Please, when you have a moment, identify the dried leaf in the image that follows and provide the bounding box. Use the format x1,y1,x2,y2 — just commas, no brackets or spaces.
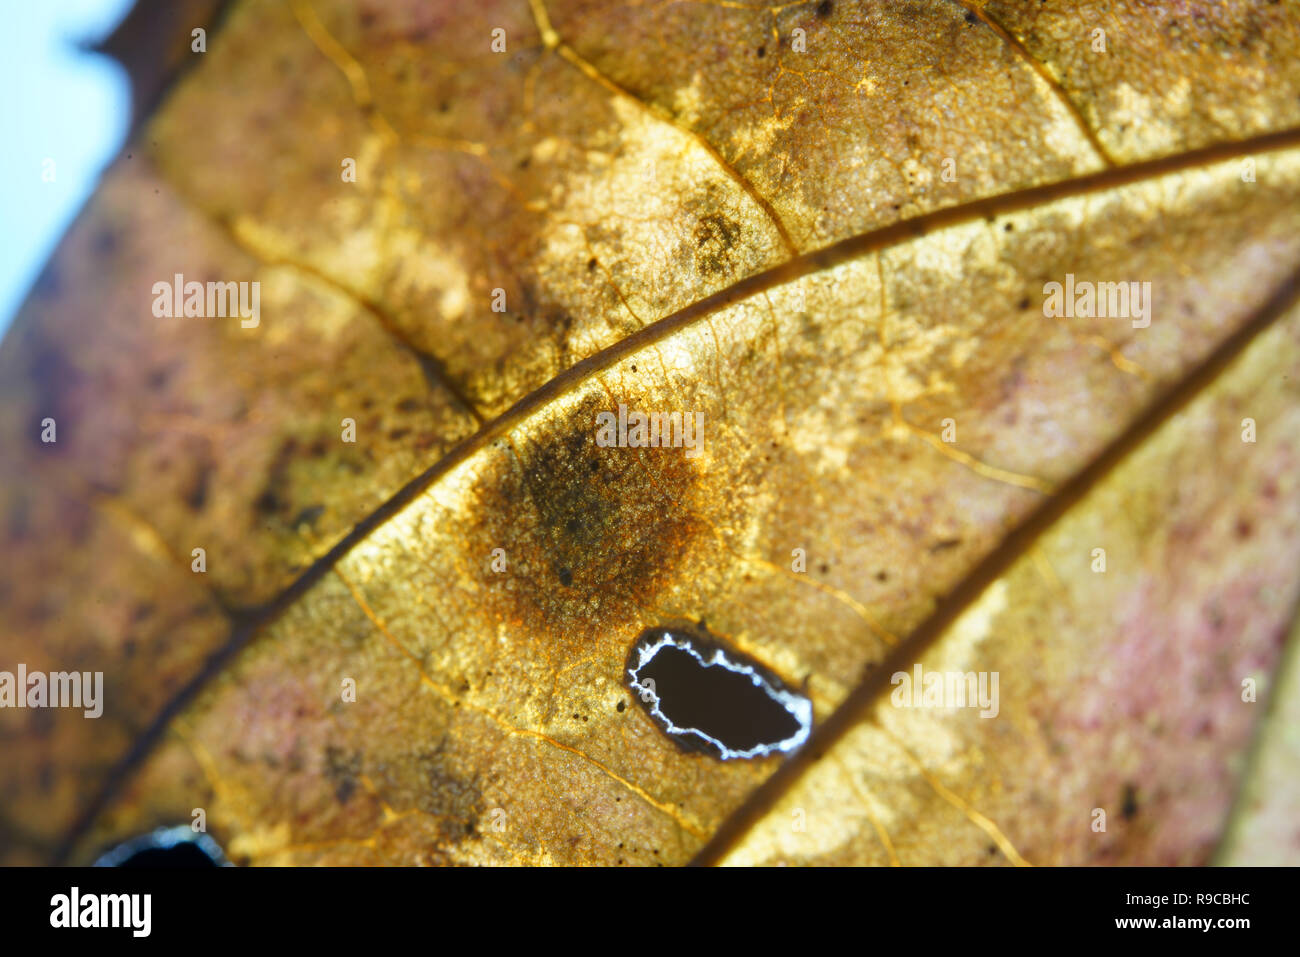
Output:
2,0,1298,866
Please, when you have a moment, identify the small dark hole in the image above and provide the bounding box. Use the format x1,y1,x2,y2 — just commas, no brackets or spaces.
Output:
115,843,218,868
627,624,809,759
638,646,798,750
94,827,227,867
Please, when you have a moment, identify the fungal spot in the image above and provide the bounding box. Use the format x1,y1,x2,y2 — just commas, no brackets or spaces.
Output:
93,826,228,867
626,623,811,760
473,393,705,637
692,212,743,278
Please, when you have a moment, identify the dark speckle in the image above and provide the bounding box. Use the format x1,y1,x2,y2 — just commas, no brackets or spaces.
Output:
558,566,573,587
293,504,325,528
93,229,118,257
815,1,833,18
185,461,212,511
1121,782,1139,820
254,489,283,515
323,746,362,805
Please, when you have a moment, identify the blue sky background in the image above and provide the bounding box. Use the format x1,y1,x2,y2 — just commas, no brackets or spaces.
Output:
0,0,134,340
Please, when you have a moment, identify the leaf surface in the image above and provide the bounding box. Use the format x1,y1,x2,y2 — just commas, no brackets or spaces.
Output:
2,0,1299,865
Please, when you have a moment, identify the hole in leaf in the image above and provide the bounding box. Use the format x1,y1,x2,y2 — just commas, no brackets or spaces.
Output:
626,624,811,760
93,826,229,867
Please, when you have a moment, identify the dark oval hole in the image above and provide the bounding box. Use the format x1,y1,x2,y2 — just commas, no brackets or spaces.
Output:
626,624,811,760
93,826,229,868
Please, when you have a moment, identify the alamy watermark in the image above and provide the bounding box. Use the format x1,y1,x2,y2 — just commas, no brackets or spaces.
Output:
0,665,102,718
890,664,999,718
152,273,260,328
595,403,704,458
1043,274,1151,328
50,887,150,937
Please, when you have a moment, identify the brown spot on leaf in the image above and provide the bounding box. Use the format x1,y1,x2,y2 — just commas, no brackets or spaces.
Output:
473,395,706,644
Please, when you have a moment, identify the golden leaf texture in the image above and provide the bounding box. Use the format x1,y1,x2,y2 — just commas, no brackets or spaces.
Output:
2,0,1299,865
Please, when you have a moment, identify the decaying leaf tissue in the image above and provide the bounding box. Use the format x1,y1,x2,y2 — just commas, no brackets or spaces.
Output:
2,0,1299,879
